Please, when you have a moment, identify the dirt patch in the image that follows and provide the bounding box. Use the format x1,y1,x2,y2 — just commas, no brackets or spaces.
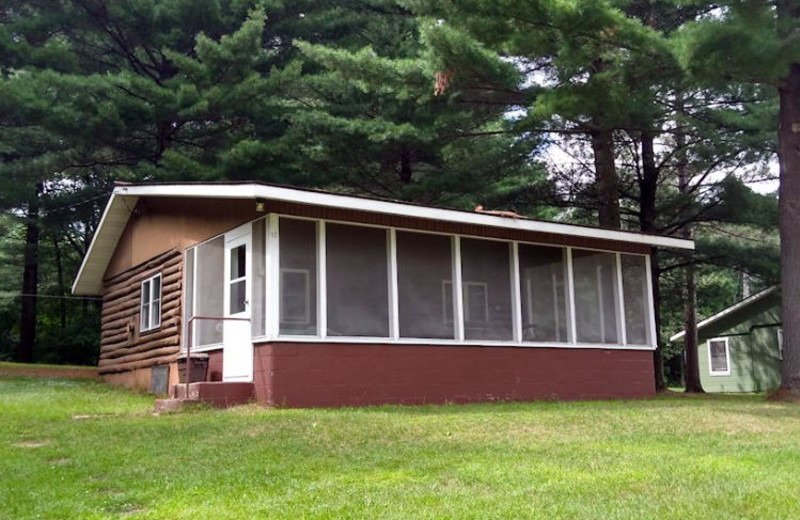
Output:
0,363,98,380
15,440,51,448
766,388,800,403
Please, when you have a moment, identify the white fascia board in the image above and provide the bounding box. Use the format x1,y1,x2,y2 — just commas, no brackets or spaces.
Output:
114,184,695,250
668,286,779,343
71,193,139,295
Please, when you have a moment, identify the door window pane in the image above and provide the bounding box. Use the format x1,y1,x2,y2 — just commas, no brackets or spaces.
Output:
326,223,389,337
228,244,247,314
397,231,455,339
230,244,246,280
279,218,318,335
572,250,619,344
621,254,650,345
230,279,246,314
518,244,569,342
460,238,513,341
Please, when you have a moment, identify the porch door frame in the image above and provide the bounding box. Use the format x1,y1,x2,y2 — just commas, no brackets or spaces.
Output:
222,223,253,382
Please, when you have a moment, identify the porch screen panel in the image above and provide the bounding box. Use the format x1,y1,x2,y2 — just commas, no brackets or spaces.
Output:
518,244,569,342
621,254,650,345
572,250,619,344
184,250,195,350
397,231,455,339
326,223,389,337
460,238,513,341
251,218,266,337
195,236,224,346
279,218,317,335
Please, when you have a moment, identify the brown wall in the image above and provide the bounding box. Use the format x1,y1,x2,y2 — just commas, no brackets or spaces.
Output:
99,249,183,377
252,342,655,408
106,198,262,278
105,196,652,280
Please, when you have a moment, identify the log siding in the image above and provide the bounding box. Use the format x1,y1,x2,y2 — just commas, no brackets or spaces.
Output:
99,248,183,375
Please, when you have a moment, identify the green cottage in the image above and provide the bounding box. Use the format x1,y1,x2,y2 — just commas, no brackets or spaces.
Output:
670,287,783,393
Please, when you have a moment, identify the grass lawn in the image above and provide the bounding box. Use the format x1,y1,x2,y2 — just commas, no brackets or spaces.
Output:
2,376,800,520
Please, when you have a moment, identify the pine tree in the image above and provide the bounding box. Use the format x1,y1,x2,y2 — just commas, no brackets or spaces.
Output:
677,0,800,397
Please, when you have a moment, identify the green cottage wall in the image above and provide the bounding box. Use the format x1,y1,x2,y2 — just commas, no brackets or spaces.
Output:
696,293,782,393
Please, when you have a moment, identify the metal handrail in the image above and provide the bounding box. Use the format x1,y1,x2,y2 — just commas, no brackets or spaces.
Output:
184,315,251,399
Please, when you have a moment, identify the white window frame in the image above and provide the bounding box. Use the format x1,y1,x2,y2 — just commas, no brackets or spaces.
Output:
279,268,311,325
777,329,783,360
140,273,162,333
707,337,731,376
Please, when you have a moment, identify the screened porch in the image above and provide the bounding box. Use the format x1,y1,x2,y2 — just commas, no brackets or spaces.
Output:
182,213,656,353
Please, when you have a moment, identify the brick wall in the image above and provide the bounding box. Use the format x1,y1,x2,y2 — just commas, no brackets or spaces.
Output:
252,342,655,408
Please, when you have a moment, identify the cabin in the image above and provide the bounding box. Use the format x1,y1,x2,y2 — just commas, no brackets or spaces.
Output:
670,287,782,393
72,182,694,408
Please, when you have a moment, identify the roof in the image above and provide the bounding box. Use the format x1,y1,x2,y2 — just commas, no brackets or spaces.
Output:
72,182,695,295
669,286,779,343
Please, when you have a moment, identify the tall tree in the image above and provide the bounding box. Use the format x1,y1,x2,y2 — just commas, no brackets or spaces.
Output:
678,0,800,396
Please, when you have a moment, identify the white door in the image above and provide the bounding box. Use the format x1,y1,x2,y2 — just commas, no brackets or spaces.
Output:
222,224,253,381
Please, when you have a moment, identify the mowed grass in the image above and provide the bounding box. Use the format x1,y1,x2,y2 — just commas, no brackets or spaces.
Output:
2,376,800,520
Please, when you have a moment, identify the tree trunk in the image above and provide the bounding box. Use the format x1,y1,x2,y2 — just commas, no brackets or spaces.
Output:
650,249,666,391
639,131,665,390
589,128,621,229
52,234,67,330
674,100,704,393
777,62,800,396
17,184,42,363
682,232,703,393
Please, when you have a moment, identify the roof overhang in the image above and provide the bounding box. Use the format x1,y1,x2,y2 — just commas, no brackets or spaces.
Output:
669,286,779,343
72,182,695,296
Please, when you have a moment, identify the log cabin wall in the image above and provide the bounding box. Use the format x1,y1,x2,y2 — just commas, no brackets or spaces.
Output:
99,248,183,382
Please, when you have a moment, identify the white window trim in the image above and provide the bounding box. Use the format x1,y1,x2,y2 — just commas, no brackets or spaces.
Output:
140,273,162,333
707,337,731,376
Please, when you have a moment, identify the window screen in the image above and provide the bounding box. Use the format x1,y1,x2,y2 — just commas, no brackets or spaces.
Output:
518,244,569,342
397,231,455,339
621,254,650,345
195,236,224,346
326,223,389,337
251,218,266,337
184,249,195,349
709,339,729,374
460,238,513,341
572,250,620,344
279,217,318,335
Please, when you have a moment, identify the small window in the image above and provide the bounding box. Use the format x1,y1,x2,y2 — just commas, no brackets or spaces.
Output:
708,338,731,376
777,329,784,360
441,280,489,328
463,282,489,326
140,273,162,332
280,268,311,326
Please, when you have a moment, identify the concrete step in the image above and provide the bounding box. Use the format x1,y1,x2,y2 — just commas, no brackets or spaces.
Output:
154,398,201,413
168,382,255,408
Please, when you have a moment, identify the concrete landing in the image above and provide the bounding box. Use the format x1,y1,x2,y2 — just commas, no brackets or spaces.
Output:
155,382,255,412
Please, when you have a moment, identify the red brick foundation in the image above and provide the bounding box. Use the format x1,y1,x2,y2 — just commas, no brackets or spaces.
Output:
252,342,655,408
